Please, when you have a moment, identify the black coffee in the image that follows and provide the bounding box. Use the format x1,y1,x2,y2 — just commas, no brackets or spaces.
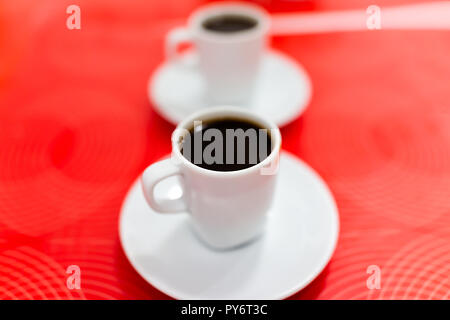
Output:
180,117,272,172
202,14,258,33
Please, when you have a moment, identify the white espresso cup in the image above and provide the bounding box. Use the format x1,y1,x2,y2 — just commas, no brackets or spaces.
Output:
141,106,281,249
165,2,270,105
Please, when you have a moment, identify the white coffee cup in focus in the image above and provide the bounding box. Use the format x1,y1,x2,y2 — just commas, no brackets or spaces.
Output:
141,106,281,249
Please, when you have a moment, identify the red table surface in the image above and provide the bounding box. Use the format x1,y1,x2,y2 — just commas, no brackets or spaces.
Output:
1,0,450,300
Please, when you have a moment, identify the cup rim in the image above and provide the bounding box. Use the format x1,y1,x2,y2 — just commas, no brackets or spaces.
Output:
171,106,281,177
187,2,270,43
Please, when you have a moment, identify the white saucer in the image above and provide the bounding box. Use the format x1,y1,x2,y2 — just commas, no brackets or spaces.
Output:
149,50,312,127
119,151,339,299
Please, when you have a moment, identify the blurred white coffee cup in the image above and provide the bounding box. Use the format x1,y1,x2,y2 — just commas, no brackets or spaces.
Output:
165,2,270,106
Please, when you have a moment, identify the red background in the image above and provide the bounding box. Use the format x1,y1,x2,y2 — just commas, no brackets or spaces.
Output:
0,0,449,299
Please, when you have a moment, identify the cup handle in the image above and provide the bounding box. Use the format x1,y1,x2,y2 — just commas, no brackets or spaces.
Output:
141,158,188,213
165,26,192,62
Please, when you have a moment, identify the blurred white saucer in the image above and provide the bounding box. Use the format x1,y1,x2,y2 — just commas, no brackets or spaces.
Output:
119,151,339,299
149,49,312,127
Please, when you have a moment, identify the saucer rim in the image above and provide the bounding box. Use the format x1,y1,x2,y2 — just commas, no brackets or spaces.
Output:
148,49,313,127
118,151,339,299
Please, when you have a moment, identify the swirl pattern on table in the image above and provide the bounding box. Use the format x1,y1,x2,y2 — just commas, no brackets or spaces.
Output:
1,0,450,300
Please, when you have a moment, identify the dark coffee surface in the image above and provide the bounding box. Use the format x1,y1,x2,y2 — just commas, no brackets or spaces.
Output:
180,118,272,172
202,14,257,33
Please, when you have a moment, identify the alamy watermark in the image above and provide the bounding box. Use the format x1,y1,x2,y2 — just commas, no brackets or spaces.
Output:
366,5,381,30
171,121,279,175
66,4,81,30
66,265,81,289
366,265,381,290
